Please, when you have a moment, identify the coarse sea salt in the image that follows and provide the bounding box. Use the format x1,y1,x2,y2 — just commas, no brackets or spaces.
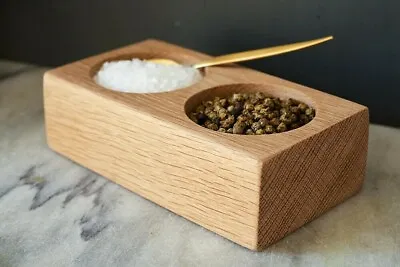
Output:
94,58,202,93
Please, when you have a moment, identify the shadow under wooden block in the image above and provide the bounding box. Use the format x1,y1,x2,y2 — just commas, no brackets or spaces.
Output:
43,39,369,251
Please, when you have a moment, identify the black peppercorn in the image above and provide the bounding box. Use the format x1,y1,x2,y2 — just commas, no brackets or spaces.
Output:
280,113,292,124
204,120,219,131
251,122,262,132
280,108,290,115
242,109,252,117
300,114,309,124
249,97,259,105
245,119,254,127
197,113,207,124
218,108,227,120
281,100,290,108
290,106,300,114
255,92,265,100
214,104,223,113
208,111,219,123
191,92,314,135
255,129,265,135
298,103,308,112
290,122,302,129
259,118,268,127
219,98,228,108
196,105,205,113
289,113,298,123
233,121,246,134
204,100,213,107
264,98,275,108
273,98,281,109
246,129,255,135
253,112,265,121
277,122,287,132
237,114,247,122
267,112,276,120
305,108,315,117
288,98,299,106
232,102,243,115
265,125,275,134
233,93,244,102
244,103,255,111
260,108,270,115
220,115,235,128
254,104,264,112
270,118,280,127
209,123,219,131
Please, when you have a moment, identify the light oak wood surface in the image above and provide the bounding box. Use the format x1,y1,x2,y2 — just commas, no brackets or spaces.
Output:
43,39,369,250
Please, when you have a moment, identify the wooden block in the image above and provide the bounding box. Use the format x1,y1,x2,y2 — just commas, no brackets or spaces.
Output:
43,39,369,251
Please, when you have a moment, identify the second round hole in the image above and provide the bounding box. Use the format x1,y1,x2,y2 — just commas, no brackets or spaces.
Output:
185,83,316,135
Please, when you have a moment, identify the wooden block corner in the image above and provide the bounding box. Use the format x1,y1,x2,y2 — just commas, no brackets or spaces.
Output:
256,106,369,250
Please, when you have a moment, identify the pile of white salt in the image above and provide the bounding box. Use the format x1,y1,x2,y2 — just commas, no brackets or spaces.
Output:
94,58,202,93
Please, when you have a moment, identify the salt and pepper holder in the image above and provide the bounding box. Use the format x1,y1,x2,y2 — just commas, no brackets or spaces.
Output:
43,39,369,251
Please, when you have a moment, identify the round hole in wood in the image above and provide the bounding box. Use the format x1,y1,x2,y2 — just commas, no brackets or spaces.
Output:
184,83,316,135
90,52,205,94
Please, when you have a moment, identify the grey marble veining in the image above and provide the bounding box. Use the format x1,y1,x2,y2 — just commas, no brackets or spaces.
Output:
1,62,400,267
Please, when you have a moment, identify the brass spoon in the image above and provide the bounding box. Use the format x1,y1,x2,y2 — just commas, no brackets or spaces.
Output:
148,36,333,69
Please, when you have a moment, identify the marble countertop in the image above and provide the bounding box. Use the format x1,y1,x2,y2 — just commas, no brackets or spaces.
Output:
0,60,399,267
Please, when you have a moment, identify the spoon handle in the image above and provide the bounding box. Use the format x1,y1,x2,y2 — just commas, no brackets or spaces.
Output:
193,36,333,69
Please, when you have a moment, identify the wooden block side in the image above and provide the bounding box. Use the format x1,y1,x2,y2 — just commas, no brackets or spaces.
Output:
43,72,262,250
257,107,369,250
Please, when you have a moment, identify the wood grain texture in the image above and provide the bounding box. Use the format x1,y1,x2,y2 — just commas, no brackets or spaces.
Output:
257,108,369,250
43,39,369,250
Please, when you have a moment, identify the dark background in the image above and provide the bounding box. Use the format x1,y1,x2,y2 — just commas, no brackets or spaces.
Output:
1,0,399,127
